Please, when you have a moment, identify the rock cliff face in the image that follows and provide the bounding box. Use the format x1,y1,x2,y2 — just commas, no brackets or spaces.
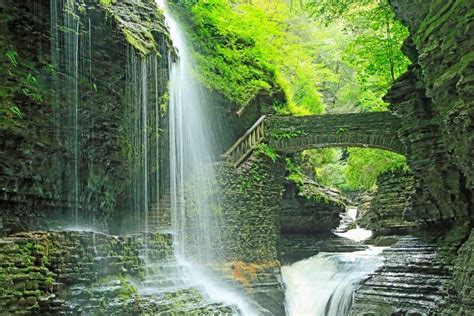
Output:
357,169,416,234
443,229,474,314
280,181,346,235
0,0,171,235
363,1,474,312
387,0,473,224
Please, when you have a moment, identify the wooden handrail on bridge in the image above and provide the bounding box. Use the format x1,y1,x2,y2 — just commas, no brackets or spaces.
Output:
223,115,266,167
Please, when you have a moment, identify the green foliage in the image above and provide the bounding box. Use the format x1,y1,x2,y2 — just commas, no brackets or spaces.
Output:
344,148,407,190
270,128,308,140
240,162,263,189
118,275,138,301
99,0,117,7
255,143,280,162
173,0,336,114
301,147,407,191
301,148,346,189
285,157,305,185
307,0,410,111
174,0,279,106
1,49,46,127
5,50,17,67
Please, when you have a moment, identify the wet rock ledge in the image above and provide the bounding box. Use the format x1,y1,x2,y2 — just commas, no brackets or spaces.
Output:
351,236,450,315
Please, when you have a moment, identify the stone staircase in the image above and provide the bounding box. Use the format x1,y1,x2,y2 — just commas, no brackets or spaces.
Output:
223,115,266,167
148,191,173,232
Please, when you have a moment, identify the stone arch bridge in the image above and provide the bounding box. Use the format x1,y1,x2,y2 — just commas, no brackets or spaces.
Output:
224,112,405,167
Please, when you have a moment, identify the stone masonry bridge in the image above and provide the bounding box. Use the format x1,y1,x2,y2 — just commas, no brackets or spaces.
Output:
224,112,406,167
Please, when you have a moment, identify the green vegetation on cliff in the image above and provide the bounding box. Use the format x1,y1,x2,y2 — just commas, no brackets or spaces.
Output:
99,0,171,56
172,0,336,114
174,0,410,190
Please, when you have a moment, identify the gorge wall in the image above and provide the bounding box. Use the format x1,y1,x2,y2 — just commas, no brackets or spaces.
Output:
279,181,345,235
348,1,474,314
357,169,416,234
0,231,234,315
0,0,171,235
387,0,473,224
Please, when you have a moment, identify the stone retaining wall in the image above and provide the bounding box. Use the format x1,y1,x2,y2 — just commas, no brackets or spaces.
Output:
216,154,286,315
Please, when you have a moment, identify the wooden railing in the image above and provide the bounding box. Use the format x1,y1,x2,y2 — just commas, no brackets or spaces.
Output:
223,115,266,167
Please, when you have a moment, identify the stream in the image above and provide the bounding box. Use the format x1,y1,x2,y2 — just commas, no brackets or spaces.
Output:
282,208,385,316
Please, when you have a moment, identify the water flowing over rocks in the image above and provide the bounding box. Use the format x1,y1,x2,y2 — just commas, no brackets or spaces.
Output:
0,0,472,314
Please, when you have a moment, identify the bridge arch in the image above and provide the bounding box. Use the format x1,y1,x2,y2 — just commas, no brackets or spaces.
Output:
266,112,406,155
223,111,406,167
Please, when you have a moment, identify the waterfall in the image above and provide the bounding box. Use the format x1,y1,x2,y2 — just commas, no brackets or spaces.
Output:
282,206,384,315
164,2,222,265
50,0,165,233
334,207,373,242
125,51,158,234
282,248,384,316
50,0,82,227
156,1,256,314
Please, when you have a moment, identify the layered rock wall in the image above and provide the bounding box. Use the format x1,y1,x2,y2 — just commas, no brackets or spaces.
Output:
280,181,345,234
443,229,474,314
387,0,473,223
357,169,416,234
0,231,173,314
351,236,450,315
0,0,171,235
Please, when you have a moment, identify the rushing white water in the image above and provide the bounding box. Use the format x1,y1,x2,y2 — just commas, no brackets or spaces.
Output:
335,207,373,242
347,207,357,221
283,206,383,315
156,1,256,314
282,247,384,316
158,0,222,262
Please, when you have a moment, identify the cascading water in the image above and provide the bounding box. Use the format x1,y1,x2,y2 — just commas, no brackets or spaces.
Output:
49,0,253,312
155,1,257,314
164,4,222,266
50,0,166,233
51,0,81,226
125,50,162,234
334,207,373,242
282,248,384,316
282,207,384,316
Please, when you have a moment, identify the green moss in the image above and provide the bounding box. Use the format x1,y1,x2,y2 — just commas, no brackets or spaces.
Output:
416,0,465,42
170,0,285,108
98,0,171,57
99,0,117,7
433,51,474,88
118,275,138,301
